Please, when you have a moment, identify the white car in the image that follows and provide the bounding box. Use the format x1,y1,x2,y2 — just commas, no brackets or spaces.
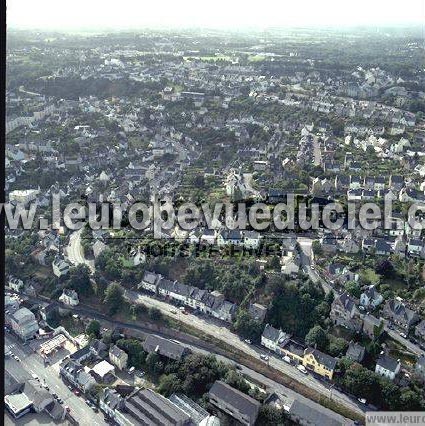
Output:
297,365,308,374
244,339,251,344
260,354,269,361
358,398,367,405
283,355,291,364
399,332,407,339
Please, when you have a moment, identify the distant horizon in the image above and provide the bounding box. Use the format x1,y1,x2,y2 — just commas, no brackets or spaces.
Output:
7,0,425,32
6,23,425,37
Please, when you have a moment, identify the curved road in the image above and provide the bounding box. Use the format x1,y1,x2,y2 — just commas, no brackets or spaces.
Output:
66,229,95,272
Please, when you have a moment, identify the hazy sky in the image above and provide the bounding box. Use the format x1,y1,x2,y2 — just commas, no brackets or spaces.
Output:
7,0,425,30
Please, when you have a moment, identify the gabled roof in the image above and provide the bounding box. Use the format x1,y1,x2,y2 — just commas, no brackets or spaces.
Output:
376,354,400,372
305,348,337,370
109,344,127,359
335,292,357,313
346,342,366,361
262,324,281,342
142,335,189,360
209,381,260,422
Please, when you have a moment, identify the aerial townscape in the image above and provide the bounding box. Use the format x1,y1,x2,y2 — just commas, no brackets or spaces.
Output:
4,3,425,426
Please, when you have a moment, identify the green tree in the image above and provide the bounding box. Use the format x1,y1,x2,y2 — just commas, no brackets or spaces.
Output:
86,320,101,338
344,281,361,298
148,307,163,321
305,325,329,350
233,310,263,341
104,283,124,315
68,264,92,296
116,339,146,369
157,373,183,396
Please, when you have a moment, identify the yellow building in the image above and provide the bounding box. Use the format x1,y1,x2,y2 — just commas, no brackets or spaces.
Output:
279,340,337,380
302,348,337,380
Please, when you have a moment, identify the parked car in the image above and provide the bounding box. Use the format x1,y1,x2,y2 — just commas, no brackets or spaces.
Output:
244,339,251,344
358,398,367,405
399,332,407,339
260,354,269,361
283,355,292,364
297,365,308,374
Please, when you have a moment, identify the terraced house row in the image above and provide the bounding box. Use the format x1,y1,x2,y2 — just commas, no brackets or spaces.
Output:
138,271,237,323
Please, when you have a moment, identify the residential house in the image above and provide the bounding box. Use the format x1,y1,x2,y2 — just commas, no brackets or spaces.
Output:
243,231,261,249
278,339,306,363
330,293,363,332
52,257,70,278
360,285,383,309
90,339,108,359
303,348,337,380
248,303,267,323
91,360,115,383
59,289,79,306
362,314,384,340
261,324,290,352
10,307,39,341
8,276,24,292
99,388,124,419
375,354,401,380
70,345,92,363
217,230,243,246
382,299,420,331
346,342,366,363
375,239,393,256
59,359,96,393
209,380,260,426
138,270,162,293
142,335,190,361
278,339,337,380
109,345,128,371
407,239,425,258
200,229,216,245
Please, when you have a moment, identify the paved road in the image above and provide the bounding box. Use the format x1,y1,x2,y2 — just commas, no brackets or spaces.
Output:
124,289,365,416
297,236,334,294
312,135,322,166
5,333,106,426
66,229,95,272
297,237,425,356
186,343,355,425
384,323,425,356
30,298,355,425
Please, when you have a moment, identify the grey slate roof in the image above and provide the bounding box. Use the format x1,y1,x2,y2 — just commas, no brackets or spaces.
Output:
289,399,343,426
209,380,260,422
377,355,400,372
305,348,337,370
142,335,189,360
262,324,281,342
346,342,366,362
